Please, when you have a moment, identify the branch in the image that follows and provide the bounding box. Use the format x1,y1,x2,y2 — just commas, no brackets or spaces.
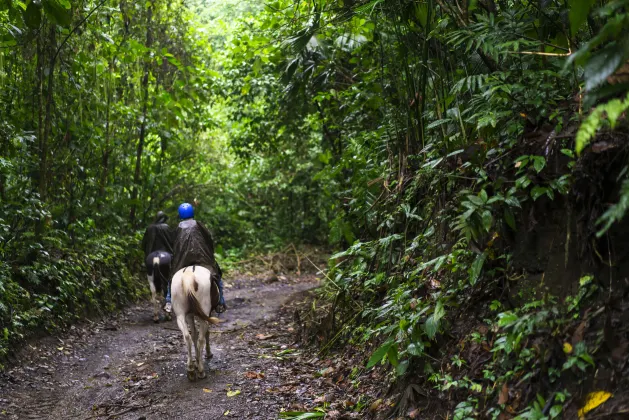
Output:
52,0,109,64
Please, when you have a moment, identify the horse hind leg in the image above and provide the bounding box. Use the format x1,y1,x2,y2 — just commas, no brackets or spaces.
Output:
188,314,200,380
177,315,196,381
205,329,213,360
197,321,209,378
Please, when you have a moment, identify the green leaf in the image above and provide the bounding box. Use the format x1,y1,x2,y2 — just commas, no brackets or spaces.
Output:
532,156,546,173
481,210,493,231
550,405,563,418
531,186,548,201
584,41,629,91
43,0,72,27
497,312,518,327
425,300,445,339
396,360,409,376
387,345,399,367
561,149,575,158
366,340,394,369
407,342,424,356
576,93,629,155
425,316,439,339
466,195,484,207
504,208,517,231
468,252,486,286
568,0,595,35
23,1,42,29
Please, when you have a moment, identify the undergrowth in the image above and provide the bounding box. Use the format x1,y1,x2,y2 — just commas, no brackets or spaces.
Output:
0,230,145,369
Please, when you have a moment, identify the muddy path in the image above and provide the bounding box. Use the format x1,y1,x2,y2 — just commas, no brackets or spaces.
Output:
0,275,327,419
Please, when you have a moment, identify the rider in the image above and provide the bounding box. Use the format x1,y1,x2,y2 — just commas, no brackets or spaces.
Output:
170,203,226,313
142,211,174,309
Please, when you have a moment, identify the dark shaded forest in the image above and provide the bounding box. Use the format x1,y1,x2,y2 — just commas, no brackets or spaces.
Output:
2,0,629,418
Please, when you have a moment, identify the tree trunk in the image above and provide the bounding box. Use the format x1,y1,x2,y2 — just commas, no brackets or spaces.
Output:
40,25,56,201
99,63,113,203
129,3,153,228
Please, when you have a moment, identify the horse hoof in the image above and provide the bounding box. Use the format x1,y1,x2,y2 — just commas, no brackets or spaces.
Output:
205,352,214,360
153,317,159,324
187,370,196,381
197,369,207,379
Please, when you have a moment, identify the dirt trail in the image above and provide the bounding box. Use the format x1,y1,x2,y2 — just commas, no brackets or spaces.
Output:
0,275,321,419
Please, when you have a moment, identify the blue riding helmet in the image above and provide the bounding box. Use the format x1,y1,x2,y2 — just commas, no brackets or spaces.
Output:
178,203,194,219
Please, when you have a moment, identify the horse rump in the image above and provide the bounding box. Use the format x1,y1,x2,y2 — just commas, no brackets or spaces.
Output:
146,251,171,294
182,270,219,325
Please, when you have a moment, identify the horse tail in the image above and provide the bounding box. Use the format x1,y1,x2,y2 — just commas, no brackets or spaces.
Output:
182,271,219,325
153,256,160,285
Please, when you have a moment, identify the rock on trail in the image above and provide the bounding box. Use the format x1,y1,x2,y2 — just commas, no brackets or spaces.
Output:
0,275,319,419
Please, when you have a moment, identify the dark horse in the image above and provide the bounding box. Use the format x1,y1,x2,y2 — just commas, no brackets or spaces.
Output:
146,251,172,322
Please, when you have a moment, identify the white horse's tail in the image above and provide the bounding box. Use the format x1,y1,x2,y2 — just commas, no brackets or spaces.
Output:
182,271,219,325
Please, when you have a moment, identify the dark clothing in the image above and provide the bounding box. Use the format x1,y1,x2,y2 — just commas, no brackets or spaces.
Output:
142,222,174,257
171,219,222,278
142,220,174,301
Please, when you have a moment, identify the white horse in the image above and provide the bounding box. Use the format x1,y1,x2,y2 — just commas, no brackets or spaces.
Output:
171,265,220,380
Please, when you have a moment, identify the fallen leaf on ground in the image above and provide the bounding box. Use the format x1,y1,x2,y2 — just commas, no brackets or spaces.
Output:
244,371,265,379
409,408,421,418
256,333,274,340
370,399,383,412
318,367,334,377
313,394,329,403
203,388,212,393
223,410,230,416
226,390,241,397
578,391,612,418
563,342,573,354
498,383,509,405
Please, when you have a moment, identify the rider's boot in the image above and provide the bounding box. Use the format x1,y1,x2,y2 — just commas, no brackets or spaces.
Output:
216,277,226,313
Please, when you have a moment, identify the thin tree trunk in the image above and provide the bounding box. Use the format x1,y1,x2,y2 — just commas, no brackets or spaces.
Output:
144,73,161,220
36,34,44,194
419,1,433,151
100,65,112,202
40,25,56,201
129,3,153,227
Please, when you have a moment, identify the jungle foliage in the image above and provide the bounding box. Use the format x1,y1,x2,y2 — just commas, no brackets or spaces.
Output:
212,0,629,417
2,0,629,417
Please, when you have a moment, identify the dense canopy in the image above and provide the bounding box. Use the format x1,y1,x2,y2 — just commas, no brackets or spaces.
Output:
2,0,629,417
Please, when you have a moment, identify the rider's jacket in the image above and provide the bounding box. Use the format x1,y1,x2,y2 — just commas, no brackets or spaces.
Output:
142,222,174,257
171,219,221,278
